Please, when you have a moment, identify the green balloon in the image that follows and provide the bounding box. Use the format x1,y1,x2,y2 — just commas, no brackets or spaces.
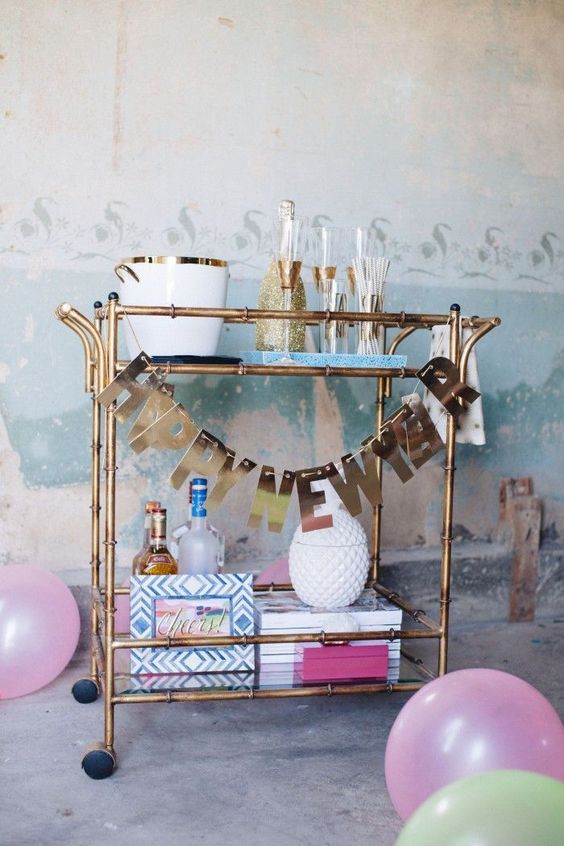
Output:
395,770,564,846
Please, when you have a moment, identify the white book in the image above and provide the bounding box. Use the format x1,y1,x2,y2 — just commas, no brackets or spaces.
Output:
255,590,403,631
259,638,402,656
257,663,297,687
259,637,402,655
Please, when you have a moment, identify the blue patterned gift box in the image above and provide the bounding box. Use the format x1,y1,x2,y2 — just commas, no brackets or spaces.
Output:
117,672,255,694
130,573,255,674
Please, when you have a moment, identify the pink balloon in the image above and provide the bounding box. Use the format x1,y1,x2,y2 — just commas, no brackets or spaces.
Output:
255,558,290,585
115,584,130,634
0,565,80,699
385,668,564,820
114,577,131,672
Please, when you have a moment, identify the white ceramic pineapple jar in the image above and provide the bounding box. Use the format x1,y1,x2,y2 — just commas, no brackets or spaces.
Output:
289,481,370,608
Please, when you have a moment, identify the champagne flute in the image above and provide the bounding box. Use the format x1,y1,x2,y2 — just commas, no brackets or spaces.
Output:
346,227,376,353
310,226,342,353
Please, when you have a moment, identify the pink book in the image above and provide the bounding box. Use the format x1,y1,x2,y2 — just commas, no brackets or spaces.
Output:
296,643,388,682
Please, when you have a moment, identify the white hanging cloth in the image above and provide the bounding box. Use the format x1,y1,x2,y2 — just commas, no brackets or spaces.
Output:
424,325,486,445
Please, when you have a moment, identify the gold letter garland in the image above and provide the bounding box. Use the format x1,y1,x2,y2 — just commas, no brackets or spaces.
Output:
127,381,175,445
295,466,334,532
97,352,154,420
417,356,480,420
248,467,296,533
365,413,414,483
115,369,170,424
326,454,382,517
129,401,200,455
170,430,231,490
97,353,479,533
206,450,258,512
397,393,444,468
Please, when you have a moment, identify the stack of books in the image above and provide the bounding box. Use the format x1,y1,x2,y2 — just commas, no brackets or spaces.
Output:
255,590,402,684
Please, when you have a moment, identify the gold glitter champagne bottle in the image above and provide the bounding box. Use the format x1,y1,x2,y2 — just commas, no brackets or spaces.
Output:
255,200,306,352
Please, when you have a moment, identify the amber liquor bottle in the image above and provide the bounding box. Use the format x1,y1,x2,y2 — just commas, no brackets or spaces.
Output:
132,500,161,576
141,509,178,575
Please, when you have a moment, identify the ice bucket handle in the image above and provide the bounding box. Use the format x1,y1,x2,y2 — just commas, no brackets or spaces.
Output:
114,263,140,284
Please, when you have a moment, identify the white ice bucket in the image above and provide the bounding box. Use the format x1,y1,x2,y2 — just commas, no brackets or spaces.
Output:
114,256,229,359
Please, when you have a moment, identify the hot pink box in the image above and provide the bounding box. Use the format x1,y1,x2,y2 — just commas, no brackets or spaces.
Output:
295,643,389,682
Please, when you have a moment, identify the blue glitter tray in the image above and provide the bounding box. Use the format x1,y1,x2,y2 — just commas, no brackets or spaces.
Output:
241,351,407,368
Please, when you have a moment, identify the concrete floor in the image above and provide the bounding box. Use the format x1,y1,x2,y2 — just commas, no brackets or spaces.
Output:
2,608,563,846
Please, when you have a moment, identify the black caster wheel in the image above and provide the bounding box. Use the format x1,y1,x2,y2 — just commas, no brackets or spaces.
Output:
82,744,116,780
72,678,99,703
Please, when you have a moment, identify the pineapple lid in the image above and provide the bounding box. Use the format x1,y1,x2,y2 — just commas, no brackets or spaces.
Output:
291,506,368,548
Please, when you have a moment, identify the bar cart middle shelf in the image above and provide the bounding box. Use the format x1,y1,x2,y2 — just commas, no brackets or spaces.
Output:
56,294,500,778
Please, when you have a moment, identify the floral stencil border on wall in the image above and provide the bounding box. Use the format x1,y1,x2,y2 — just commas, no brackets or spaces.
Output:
1,199,563,291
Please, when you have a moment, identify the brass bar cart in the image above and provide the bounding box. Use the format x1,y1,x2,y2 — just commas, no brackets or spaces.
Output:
56,295,500,778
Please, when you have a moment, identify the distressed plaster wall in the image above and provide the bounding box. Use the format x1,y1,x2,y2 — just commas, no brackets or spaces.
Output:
1,0,563,577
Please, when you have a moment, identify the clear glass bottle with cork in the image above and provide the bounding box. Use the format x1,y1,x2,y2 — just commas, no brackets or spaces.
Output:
170,482,193,558
171,480,225,571
177,478,220,576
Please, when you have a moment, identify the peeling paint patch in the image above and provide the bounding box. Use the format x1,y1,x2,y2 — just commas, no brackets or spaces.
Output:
6,406,91,486
23,314,34,341
0,362,10,383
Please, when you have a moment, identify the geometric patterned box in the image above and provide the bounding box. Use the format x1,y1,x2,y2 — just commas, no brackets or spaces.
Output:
117,672,255,694
130,573,254,674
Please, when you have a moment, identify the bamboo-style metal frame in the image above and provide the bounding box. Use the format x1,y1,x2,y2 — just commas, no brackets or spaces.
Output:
55,295,500,774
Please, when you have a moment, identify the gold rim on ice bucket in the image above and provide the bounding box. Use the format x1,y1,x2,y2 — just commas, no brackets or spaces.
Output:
114,256,228,283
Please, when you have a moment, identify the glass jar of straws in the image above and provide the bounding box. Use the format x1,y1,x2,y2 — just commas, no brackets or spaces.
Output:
352,256,390,356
